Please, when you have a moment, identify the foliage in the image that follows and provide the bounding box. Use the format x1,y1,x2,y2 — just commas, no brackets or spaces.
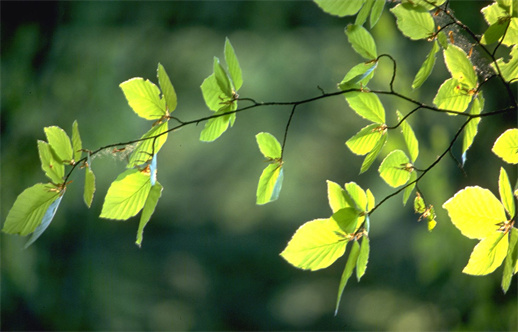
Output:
2,0,517,316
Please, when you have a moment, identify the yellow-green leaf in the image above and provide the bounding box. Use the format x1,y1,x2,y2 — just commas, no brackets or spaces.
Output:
44,126,73,163
370,0,385,28
119,77,166,120
378,150,412,187
256,163,284,205
256,132,282,160
157,63,177,112
360,131,387,173
499,167,515,218
224,38,243,91
136,182,163,247
390,3,435,40
345,182,368,212
127,121,169,168
314,0,365,17
433,78,473,113
412,40,439,89
84,161,95,208
200,108,235,142
335,240,360,316
345,91,385,123
346,123,385,156
71,120,82,163
462,93,484,165
339,61,377,90
463,231,509,275
492,128,518,164
356,236,370,281
397,111,419,163
403,171,417,206
37,140,64,184
492,45,518,82
345,24,377,60
502,228,518,292
327,180,355,213
444,45,478,90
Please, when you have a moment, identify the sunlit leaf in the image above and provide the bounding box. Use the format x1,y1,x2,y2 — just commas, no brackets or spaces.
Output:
390,3,435,40
345,91,385,123
100,169,152,220
502,228,518,292
314,0,365,17
256,132,282,159
335,240,360,316
442,186,506,239
462,92,484,165
127,121,169,168
360,131,387,173
136,182,163,248
412,40,439,89
397,111,419,163
463,231,509,275
356,236,370,281
481,2,517,46
213,57,232,98
157,63,177,112
346,123,385,156
481,20,509,44
366,189,375,212
345,24,377,60
426,205,437,232
355,0,374,26
71,120,82,163
224,38,243,91
433,78,473,113
403,171,417,205
201,73,225,111
332,207,359,234
414,193,426,214
492,45,518,82
256,163,284,205
339,61,377,90
444,45,478,89
25,194,64,248
345,182,368,212
498,167,515,218
38,140,64,184
44,126,73,163
280,218,348,271
492,128,518,164
370,0,385,28
84,162,95,208
378,150,412,187
119,77,166,120
402,0,446,10
200,108,235,142
327,180,355,213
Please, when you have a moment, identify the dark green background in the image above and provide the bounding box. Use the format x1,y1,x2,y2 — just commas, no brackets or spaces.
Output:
1,1,516,330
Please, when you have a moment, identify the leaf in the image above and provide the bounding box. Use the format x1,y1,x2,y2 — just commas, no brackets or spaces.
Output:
481,20,509,45
25,194,64,248
71,120,82,163
224,38,243,91
397,111,419,163
280,218,348,271
414,193,426,214
463,231,509,275
433,78,473,113
442,186,507,239
355,0,374,26
339,61,378,90
201,73,225,111
332,207,359,234
100,169,152,220
346,123,385,156
199,108,234,142
412,40,439,89
327,180,355,213
119,77,166,120
370,0,385,28
360,131,387,173
213,57,232,98
256,163,284,205
481,3,517,46
498,167,515,218
335,240,360,316
403,171,417,205
256,132,282,160
390,3,435,40
462,92,484,165
492,128,518,164
444,45,478,90
314,0,365,17
492,45,518,82
136,182,163,247
366,189,375,212
38,140,64,184
426,205,437,232
378,150,412,187
157,63,177,112
84,162,95,208
345,182,368,212
502,228,518,293
356,236,370,281
44,126,73,163
345,24,377,60
345,91,385,123
127,122,169,168
2,183,61,236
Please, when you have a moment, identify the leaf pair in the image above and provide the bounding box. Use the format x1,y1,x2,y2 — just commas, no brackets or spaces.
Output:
255,133,284,205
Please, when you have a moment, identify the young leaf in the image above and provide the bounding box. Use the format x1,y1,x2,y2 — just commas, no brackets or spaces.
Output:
84,163,95,208
414,193,426,214
412,40,439,89
2,183,61,236
355,0,374,26
345,24,377,60
403,171,417,205
481,20,509,45
224,38,243,91
346,123,385,156
100,169,152,220
71,120,82,163
463,231,509,275
280,218,348,271
498,167,515,218
433,78,473,113
378,150,412,187
502,228,518,293
339,61,377,90
444,45,478,90
360,131,387,173
492,128,518,164
443,186,506,239
390,3,435,40
201,73,225,111
426,206,437,232
200,108,235,142
256,163,284,205
256,132,282,160
366,189,375,212
345,91,385,123
491,45,518,83
345,182,368,212
332,207,359,234
397,111,419,163
356,236,370,281
481,3,517,47
157,63,177,112
38,140,65,184
462,93,484,165
314,0,365,17
370,0,385,28
213,57,232,98
327,180,355,213
44,126,73,163
136,182,163,247
119,77,166,120
335,240,360,316
25,194,64,248
127,122,169,168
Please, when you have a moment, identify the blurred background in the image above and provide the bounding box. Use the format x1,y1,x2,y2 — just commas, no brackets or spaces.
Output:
1,1,516,330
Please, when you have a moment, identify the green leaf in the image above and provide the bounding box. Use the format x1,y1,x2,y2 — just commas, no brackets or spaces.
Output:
199,108,235,142
25,194,64,248
335,240,360,316
369,0,385,28
345,91,385,123
44,126,73,163
462,92,484,165
38,140,64,184
390,3,435,40
213,57,232,98
84,163,95,208
403,171,417,205
463,231,509,275
426,205,437,232
332,207,359,234
201,73,225,111
256,132,282,160
492,128,518,164
346,123,385,156
492,45,518,82
119,77,166,120
345,182,368,212
360,131,387,173
136,182,163,247
481,20,509,45
314,0,365,17
157,63,177,112
224,38,243,91
502,228,518,292
444,45,478,90
280,218,348,271
412,40,439,89
433,78,473,113
256,163,284,205
339,61,378,90
414,193,426,214
127,121,169,168
378,150,412,187
100,169,152,220
443,186,507,239
397,111,419,163
366,189,375,212
403,0,447,10
71,120,82,163
356,236,370,281
345,24,377,60
481,2,517,46
498,167,515,218
327,180,355,213
2,183,61,236
355,0,374,26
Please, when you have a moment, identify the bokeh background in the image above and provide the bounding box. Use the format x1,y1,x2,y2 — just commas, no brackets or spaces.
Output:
1,1,516,330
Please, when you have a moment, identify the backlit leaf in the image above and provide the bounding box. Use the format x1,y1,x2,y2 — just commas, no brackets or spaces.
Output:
378,150,412,187
498,167,515,218
356,236,370,281
84,163,95,208
412,40,439,89
332,207,359,234
390,3,435,40
327,180,355,213
345,182,368,212
335,240,360,316
492,128,518,164
44,126,73,163
397,111,419,163
38,140,64,184
256,132,282,159
502,228,518,292
355,0,374,26
224,38,243,91
127,121,169,168
256,163,284,205
481,20,508,45
414,193,426,214
444,45,478,90
339,61,377,90
433,78,473,113
157,63,177,112
201,73,225,111
200,108,235,142
370,0,385,28
213,57,232,98
462,92,484,165
136,182,163,247
314,0,365,17
346,123,385,156
345,24,377,60
345,91,385,123
492,45,518,82
25,194,64,248
360,131,387,173
481,2,517,46
119,77,166,120
366,189,375,212
71,120,82,163
463,231,508,275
